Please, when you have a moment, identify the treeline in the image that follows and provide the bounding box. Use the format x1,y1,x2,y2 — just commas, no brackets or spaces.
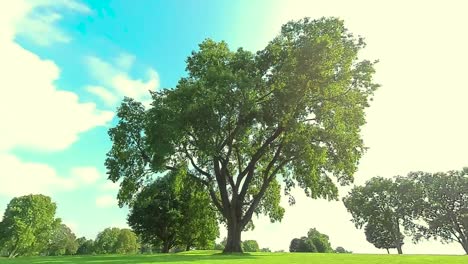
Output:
343,168,468,254
0,192,218,258
0,194,143,258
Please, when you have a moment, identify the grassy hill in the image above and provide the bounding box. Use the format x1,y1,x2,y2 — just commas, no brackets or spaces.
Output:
0,251,466,264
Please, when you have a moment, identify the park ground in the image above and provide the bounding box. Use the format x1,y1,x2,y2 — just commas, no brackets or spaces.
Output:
0,251,466,264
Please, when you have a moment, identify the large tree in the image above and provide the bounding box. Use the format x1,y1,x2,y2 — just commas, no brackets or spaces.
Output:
106,17,378,252
128,168,219,253
407,169,468,254
0,194,60,258
342,177,418,254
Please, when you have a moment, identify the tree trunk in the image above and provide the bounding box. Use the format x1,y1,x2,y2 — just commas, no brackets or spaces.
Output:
386,248,390,254
462,241,468,255
396,245,403,254
185,244,191,252
162,241,171,253
223,219,243,253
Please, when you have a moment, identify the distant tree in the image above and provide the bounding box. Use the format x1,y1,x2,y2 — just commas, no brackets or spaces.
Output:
128,168,218,253
176,170,219,251
260,247,271,252
76,237,94,255
115,229,139,254
343,177,418,254
94,227,121,254
407,169,468,254
242,240,259,252
0,194,60,258
46,224,78,256
289,228,333,253
307,228,333,253
106,17,379,253
214,238,226,250
289,237,315,252
334,246,351,253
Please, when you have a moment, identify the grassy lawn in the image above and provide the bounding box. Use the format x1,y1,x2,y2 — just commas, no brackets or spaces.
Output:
0,251,466,264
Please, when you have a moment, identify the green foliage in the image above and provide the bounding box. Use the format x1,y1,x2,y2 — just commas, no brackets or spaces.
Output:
46,224,78,256
75,237,94,255
106,17,378,252
334,246,351,253
242,240,259,252
307,228,333,253
290,228,333,253
289,237,315,252
94,228,121,254
128,169,219,253
0,194,60,258
115,229,139,254
405,169,468,254
343,177,414,254
260,247,271,252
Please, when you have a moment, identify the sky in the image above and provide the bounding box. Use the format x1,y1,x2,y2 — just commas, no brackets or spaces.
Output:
0,0,467,255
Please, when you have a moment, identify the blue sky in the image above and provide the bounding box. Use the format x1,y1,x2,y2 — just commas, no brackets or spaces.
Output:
1,0,467,254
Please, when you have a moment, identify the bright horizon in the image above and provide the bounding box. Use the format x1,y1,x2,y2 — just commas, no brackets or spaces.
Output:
1,0,467,255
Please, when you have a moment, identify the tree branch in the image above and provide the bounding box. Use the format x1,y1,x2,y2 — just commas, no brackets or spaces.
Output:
236,126,284,187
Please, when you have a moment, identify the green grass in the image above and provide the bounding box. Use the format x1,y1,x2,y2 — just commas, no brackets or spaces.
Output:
0,250,466,264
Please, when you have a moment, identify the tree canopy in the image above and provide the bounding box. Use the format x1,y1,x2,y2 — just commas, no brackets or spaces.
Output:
0,194,60,258
289,228,333,253
242,240,259,252
106,17,378,252
46,223,78,256
128,168,219,253
343,177,415,254
406,169,468,254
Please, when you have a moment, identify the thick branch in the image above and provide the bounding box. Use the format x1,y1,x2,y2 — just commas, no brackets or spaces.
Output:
240,159,289,227
236,126,284,186
183,144,212,179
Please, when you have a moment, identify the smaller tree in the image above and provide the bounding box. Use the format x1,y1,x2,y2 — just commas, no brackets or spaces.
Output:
94,227,121,254
343,177,418,254
128,168,219,253
364,218,403,254
289,228,332,253
242,240,259,252
307,228,333,253
407,169,468,254
46,224,78,256
334,246,351,253
115,229,139,254
0,194,60,258
76,237,94,255
289,237,315,252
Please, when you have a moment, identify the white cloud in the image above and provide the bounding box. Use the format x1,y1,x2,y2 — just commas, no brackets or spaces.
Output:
70,167,100,184
85,55,159,107
0,1,113,153
96,195,117,208
14,0,91,46
115,53,136,71
86,85,119,107
0,154,76,197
